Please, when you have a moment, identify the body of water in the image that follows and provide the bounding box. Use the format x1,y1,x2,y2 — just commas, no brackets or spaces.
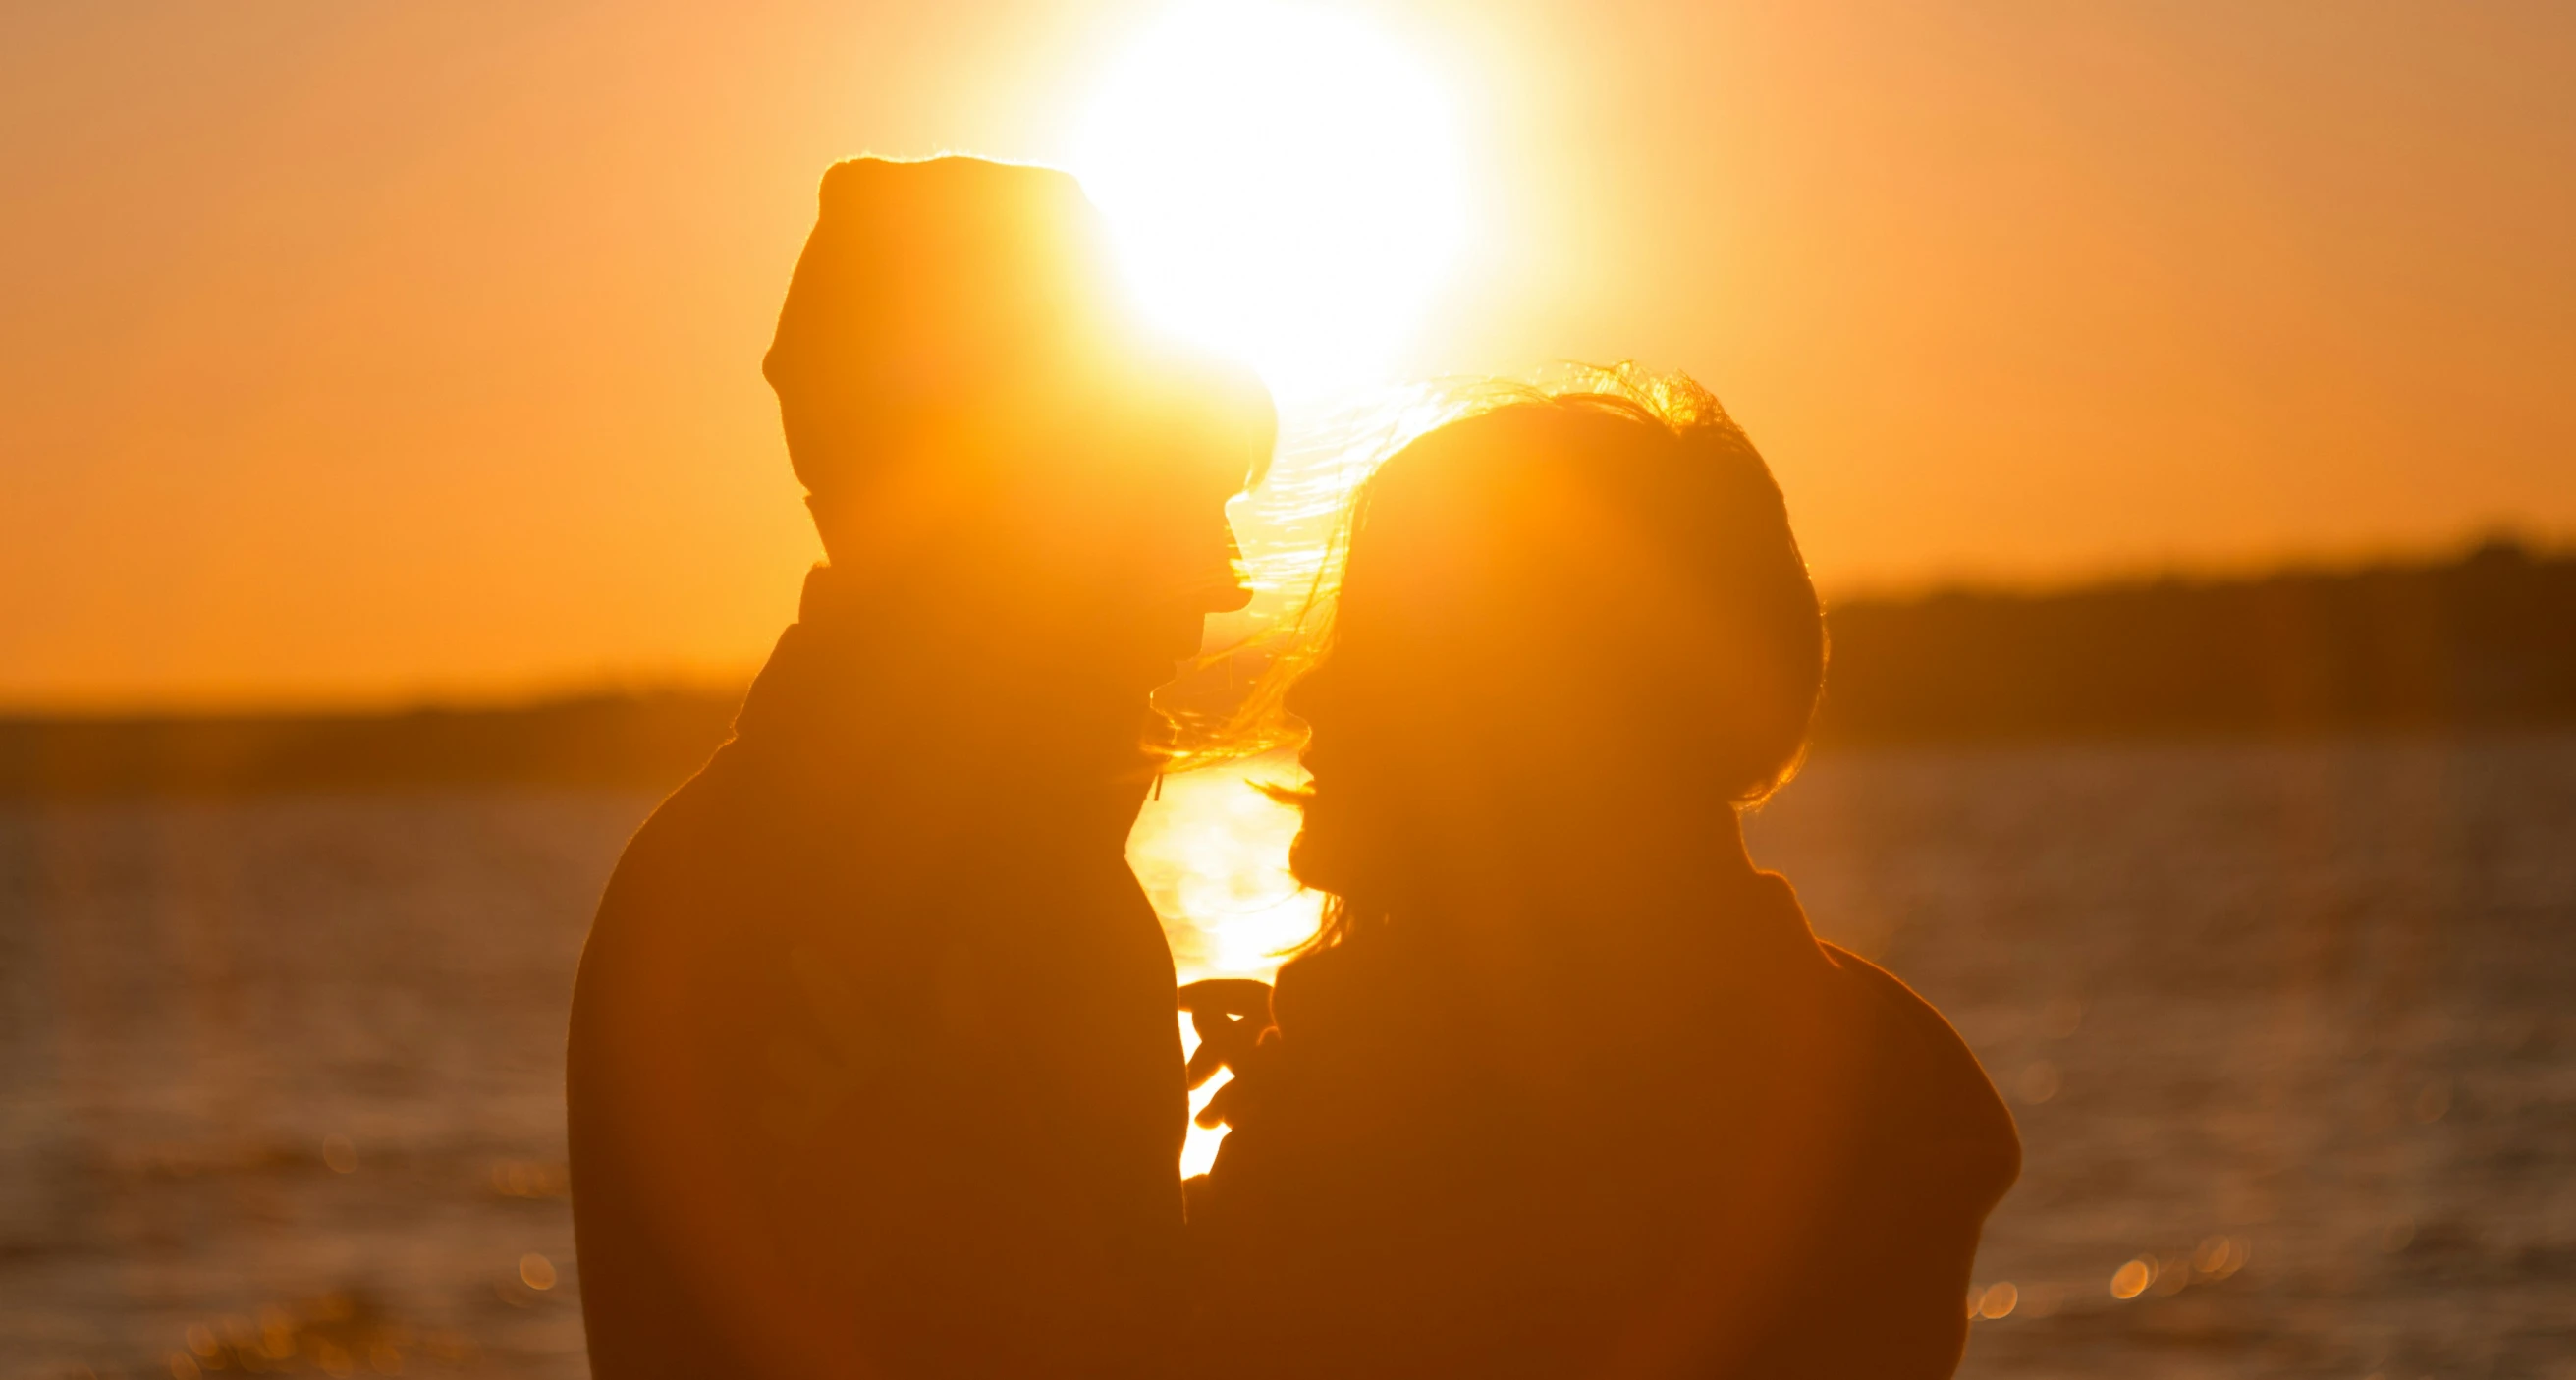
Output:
3,734,2571,1378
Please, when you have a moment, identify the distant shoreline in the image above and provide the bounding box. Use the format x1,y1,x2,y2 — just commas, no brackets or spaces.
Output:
1819,538,2576,745
0,690,741,799
6,543,2570,798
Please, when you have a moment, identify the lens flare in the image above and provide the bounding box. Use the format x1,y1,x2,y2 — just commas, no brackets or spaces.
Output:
1075,0,1469,397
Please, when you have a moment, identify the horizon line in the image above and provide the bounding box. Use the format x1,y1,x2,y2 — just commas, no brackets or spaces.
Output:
4,532,2564,721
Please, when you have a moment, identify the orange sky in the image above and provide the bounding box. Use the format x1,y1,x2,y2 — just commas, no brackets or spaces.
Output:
4,1,2571,709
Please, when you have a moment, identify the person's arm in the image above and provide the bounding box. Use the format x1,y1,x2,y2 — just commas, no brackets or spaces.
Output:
1760,948,2020,1380
1753,1164,2002,1379
568,792,852,1378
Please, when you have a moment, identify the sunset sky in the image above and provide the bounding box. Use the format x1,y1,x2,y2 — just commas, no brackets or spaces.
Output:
5,1,2570,709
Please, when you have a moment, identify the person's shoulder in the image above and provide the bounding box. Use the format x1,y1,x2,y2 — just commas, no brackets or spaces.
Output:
1813,944,1964,1059
1816,941,2022,1201
574,745,775,1030
592,735,772,913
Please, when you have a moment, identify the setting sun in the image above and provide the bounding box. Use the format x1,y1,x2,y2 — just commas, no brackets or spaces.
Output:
1074,1,1469,396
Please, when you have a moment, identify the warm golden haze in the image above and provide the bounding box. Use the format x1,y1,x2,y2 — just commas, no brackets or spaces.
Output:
4,7,2571,1377
4,1,2573,706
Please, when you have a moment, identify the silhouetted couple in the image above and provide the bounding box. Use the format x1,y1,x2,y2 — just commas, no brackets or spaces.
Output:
566,157,2017,1379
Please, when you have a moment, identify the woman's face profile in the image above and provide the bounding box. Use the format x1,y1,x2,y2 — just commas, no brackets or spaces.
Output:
1282,566,1421,903
1279,444,1520,902
1282,641,1361,898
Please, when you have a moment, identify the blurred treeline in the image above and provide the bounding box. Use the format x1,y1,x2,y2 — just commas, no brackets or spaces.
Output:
4,541,2569,798
0,690,740,798
1821,538,2576,744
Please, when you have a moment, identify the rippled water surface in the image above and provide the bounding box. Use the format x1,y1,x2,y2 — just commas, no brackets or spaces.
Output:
3,735,2571,1378
1748,736,2576,1380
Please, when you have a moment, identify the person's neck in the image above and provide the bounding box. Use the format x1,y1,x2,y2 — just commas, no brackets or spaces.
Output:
740,563,1161,827
1408,800,1762,944
1359,802,1768,1067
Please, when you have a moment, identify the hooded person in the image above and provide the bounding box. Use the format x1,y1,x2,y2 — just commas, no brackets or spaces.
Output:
567,156,1274,1379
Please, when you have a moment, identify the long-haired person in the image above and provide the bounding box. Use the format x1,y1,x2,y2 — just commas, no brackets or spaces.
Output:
1184,374,2018,1378
568,157,1272,1377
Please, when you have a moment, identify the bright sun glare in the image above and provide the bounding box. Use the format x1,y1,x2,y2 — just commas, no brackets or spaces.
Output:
1075,1,1468,397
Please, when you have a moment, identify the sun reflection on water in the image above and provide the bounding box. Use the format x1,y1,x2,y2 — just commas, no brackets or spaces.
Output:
1129,751,1321,1175
1130,750,1322,986
1126,383,1461,1175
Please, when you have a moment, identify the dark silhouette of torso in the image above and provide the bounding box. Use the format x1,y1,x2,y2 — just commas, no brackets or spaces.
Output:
1191,868,2018,1379
567,568,1189,1377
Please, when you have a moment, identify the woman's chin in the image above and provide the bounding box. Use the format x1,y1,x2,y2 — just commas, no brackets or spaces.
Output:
1286,825,1367,910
